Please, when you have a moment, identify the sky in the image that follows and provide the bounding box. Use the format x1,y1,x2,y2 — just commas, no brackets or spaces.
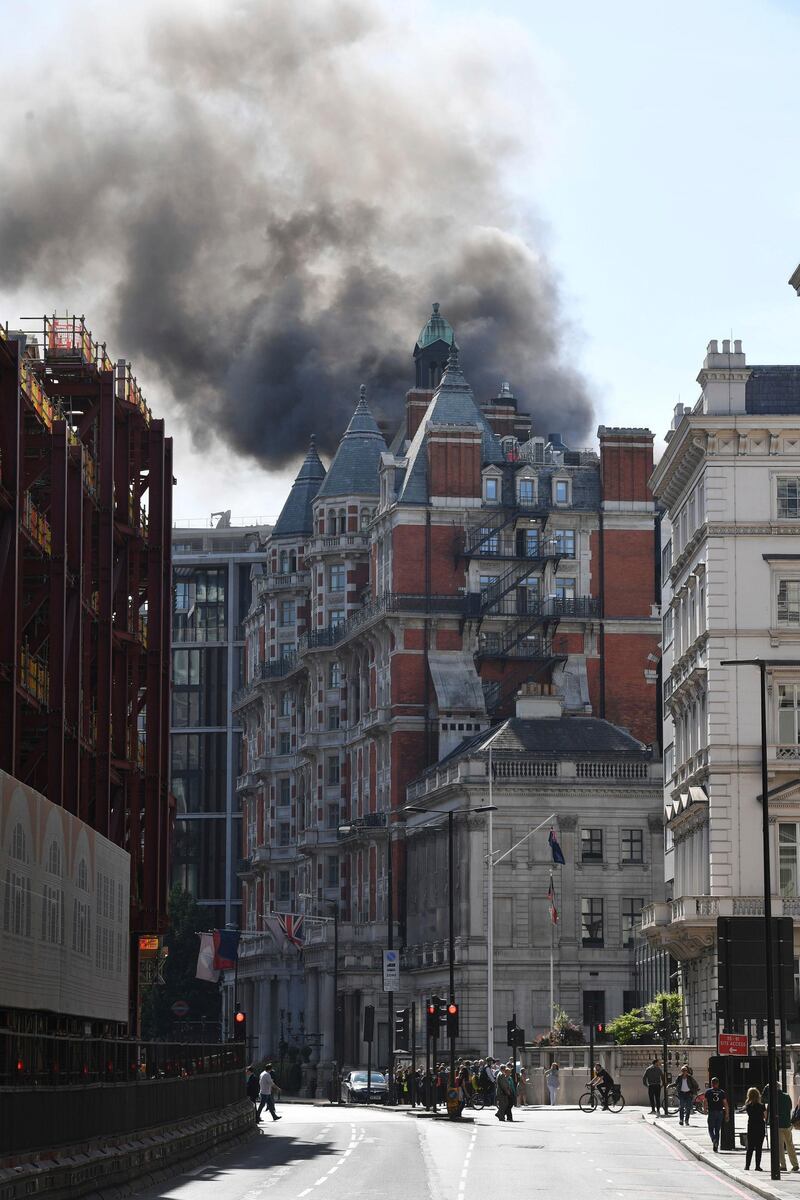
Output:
0,0,799,523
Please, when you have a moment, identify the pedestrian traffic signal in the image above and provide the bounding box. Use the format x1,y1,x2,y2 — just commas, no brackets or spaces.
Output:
446,1002,459,1039
507,1018,516,1046
395,1007,410,1051
233,1009,247,1042
594,1022,609,1044
426,1000,437,1038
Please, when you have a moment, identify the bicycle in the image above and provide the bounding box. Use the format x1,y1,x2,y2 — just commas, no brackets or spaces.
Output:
579,1083,625,1113
664,1085,703,1117
464,1091,486,1111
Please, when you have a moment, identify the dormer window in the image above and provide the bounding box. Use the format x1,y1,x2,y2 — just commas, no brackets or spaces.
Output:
484,475,500,503
518,476,535,507
553,478,571,506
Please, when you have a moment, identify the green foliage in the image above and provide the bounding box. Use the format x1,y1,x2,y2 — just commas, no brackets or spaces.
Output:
536,1004,585,1046
140,885,221,1040
605,992,684,1045
605,1010,655,1045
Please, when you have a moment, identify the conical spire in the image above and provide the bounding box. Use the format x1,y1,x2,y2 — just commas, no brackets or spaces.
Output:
272,435,326,538
316,385,387,499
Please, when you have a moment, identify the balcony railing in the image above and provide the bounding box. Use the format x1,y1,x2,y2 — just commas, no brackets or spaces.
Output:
300,593,468,652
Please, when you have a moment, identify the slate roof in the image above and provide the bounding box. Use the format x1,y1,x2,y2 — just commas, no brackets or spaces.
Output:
746,366,800,416
399,345,505,504
271,438,326,538
432,715,650,771
315,387,387,499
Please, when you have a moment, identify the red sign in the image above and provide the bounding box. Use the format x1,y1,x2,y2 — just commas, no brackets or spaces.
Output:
171,1000,190,1018
718,1033,749,1056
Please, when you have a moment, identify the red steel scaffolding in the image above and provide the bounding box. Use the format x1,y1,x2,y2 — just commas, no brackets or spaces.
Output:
0,316,174,965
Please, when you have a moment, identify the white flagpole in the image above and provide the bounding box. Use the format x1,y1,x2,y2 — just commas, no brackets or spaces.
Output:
487,742,494,1056
549,872,555,1027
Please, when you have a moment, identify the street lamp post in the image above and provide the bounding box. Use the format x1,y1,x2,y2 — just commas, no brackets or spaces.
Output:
406,804,496,1089
721,657,797,1182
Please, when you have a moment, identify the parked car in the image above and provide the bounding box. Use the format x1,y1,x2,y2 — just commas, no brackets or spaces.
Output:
340,1069,388,1104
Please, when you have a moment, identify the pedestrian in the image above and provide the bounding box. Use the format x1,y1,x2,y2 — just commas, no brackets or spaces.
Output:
516,1065,528,1106
642,1058,665,1115
495,1065,515,1122
256,1062,282,1122
744,1086,766,1172
545,1062,560,1107
701,1076,728,1152
246,1064,260,1111
767,1085,800,1172
675,1064,699,1126
479,1058,495,1104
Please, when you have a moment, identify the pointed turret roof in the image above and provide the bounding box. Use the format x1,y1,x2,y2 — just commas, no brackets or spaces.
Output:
271,436,326,538
399,344,504,504
315,386,387,499
415,302,456,352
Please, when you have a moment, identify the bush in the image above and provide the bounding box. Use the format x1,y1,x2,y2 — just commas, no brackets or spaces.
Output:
605,993,684,1045
605,1011,655,1045
536,1005,585,1046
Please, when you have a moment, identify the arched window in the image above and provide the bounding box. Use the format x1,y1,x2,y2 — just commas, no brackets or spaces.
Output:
279,550,289,574
10,822,27,862
338,509,347,534
46,841,62,876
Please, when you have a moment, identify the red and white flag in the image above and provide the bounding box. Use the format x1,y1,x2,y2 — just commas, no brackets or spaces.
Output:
547,875,558,925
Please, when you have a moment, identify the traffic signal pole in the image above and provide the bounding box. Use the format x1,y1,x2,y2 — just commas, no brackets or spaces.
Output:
448,812,456,1088
661,997,670,1116
411,1002,417,1107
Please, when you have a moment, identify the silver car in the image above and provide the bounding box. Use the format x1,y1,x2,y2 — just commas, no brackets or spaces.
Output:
340,1069,388,1104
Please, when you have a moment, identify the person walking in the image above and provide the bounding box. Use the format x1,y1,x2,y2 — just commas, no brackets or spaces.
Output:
702,1076,728,1152
496,1065,515,1122
246,1065,260,1112
675,1064,699,1126
767,1085,800,1172
256,1062,282,1122
516,1066,528,1106
643,1058,665,1115
744,1086,767,1171
545,1063,560,1107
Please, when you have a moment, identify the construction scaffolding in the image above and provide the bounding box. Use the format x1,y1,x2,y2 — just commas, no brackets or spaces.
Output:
0,316,174,970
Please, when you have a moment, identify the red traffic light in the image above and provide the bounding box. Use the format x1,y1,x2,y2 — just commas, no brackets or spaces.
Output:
447,1003,458,1015
234,1010,246,1023
427,1004,436,1015
595,1023,604,1033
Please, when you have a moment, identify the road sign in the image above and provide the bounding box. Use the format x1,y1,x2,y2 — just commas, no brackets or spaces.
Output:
171,1000,190,1018
718,1032,749,1056
382,949,399,992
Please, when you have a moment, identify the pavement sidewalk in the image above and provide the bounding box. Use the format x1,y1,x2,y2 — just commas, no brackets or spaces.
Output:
642,1108,800,1200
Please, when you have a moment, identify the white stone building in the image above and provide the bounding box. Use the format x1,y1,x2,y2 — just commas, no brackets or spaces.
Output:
404,687,664,1054
644,339,800,1042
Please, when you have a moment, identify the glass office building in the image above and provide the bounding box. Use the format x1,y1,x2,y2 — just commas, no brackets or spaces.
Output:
171,514,271,927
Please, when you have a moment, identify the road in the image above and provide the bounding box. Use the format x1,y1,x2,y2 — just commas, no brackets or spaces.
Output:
133,1104,763,1200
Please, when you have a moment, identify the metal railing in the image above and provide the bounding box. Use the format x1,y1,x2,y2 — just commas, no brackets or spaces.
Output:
0,1030,244,1088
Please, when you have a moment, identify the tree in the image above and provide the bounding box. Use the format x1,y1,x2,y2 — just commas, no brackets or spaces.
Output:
141,885,222,1040
645,992,683,1041
605,1010,655,1045
604,993,684,1045
536,1005,585,1046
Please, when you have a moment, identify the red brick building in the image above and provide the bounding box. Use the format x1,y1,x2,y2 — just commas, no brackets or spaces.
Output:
233,307,659,1083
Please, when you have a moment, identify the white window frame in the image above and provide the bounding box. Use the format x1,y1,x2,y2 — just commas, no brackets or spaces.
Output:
483,472,501,504
517,473,536,507
552,477,571,506
776,475,800,521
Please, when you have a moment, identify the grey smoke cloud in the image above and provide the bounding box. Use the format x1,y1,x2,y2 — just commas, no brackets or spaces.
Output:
0,0,594,465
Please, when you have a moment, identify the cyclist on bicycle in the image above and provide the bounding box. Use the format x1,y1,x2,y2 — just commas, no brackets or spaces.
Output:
591,1062,615,1110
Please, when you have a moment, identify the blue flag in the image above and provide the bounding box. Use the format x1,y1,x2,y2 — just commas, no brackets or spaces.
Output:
548,828,566,865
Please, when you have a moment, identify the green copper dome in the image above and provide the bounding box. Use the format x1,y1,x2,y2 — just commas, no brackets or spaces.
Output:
416,302,455,351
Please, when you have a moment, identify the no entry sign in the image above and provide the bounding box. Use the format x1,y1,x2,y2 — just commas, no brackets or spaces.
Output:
718,1032,748,1056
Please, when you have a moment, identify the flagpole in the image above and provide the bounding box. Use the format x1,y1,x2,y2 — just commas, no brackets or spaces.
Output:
549,871,554,1028
487,743,494,1057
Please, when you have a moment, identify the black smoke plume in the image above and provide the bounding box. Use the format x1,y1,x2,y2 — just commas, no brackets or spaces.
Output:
0,0,595,465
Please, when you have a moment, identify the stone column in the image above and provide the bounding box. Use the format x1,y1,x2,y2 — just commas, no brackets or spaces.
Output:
306,969,320,1062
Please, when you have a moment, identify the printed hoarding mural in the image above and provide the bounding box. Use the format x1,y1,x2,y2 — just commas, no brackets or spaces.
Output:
0,770,130,1022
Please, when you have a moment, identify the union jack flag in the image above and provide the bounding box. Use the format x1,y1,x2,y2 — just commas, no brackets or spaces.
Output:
277,913,305,949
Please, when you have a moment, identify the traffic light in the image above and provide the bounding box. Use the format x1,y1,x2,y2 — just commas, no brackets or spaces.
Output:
233,1008,247,1042
594,1022,607,1044
446,1002,459,1039
427,999,439,1038
395,1007,410,1051
506,1018,516,1047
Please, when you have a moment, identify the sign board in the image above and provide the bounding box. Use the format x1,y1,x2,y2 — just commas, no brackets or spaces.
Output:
139,935,160,955
719,1032,749,1056
718,916,796,1021
171,1000,190,1018
382,949,400,992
